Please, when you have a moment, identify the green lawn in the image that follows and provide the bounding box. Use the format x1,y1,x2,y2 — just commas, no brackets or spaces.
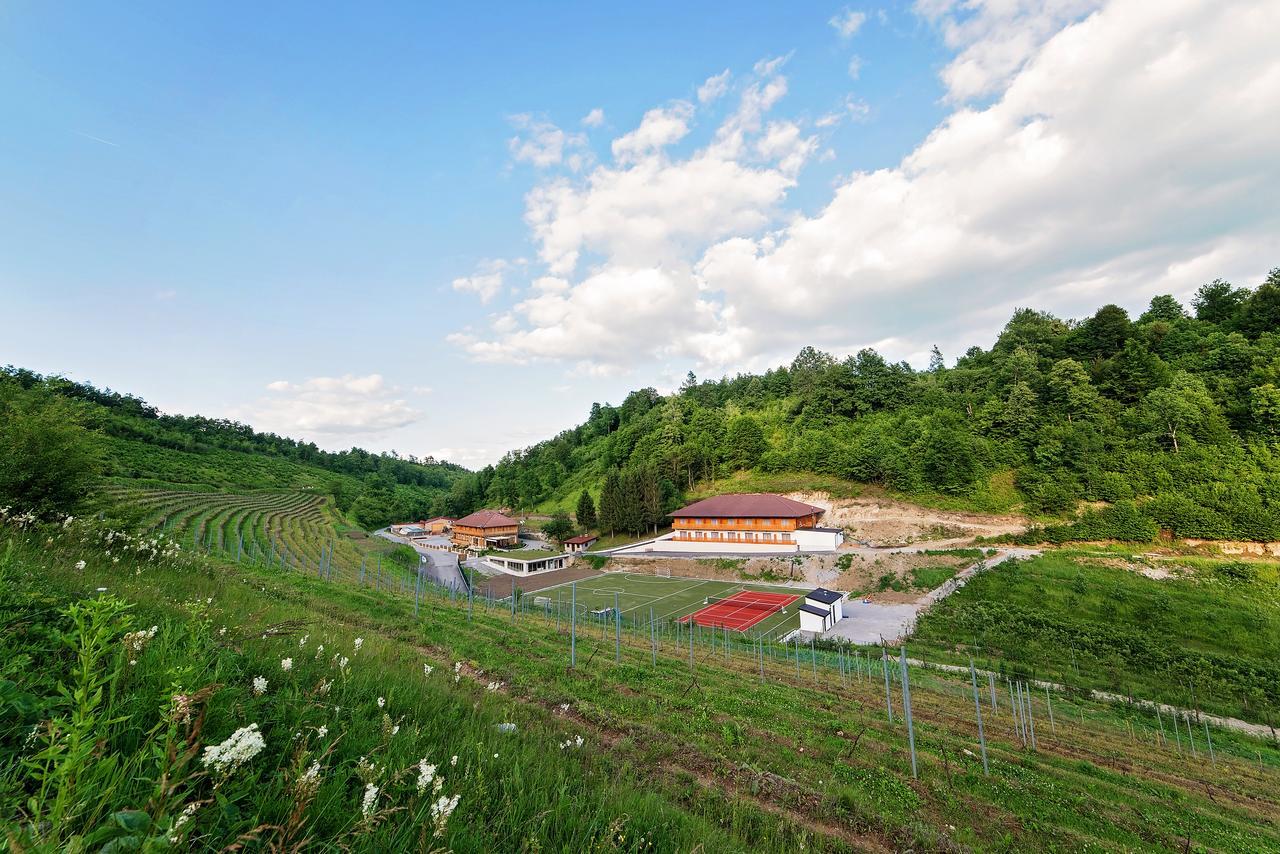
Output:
525,571,807,638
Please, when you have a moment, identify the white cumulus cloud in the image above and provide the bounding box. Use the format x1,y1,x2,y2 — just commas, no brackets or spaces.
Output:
830,8,868,38
246,375,420,436
508,114,589,169
450,0,1280,377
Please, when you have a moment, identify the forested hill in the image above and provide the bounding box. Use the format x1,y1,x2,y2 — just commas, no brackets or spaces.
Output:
0,367,469,527
452,272,1280,542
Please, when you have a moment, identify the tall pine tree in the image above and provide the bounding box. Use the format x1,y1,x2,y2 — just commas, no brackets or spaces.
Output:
575,489,597,530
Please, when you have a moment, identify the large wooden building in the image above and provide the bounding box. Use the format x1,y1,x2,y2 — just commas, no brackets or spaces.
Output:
616,493,843,554
451,510,520,550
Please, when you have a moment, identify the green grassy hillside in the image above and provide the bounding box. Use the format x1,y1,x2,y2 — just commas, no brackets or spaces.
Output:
3,513,1278,851
450,280,1280,544
912,551,1280,724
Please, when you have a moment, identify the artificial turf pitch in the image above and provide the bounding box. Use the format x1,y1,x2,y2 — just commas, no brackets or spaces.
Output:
528,572,805,637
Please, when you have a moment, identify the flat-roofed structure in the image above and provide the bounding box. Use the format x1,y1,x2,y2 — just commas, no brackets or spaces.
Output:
451,510,520,550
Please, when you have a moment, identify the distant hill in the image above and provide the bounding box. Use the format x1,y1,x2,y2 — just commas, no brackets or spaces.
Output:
455,271,1280,543
0,366,469,529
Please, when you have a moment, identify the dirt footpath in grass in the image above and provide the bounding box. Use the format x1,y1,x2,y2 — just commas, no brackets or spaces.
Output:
786,490,1028,546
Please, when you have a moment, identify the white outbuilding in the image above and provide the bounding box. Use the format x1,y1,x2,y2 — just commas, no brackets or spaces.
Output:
798,587,844,633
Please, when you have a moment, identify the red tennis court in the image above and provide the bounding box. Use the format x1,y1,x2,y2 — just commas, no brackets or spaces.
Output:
678,589,800,631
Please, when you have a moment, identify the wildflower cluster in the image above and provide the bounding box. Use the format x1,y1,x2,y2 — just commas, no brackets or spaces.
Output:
167,803,199,844
170,693,194,724
280,657,293,672
415,758,460,838
297,760,323,798
496,722,517,734
122,625,159,665
251,676,268,696
559,735,585,750
430,793,461,838
361,783,379,820
201,723,265,780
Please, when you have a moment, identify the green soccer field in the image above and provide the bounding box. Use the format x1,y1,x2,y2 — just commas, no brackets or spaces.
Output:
525,572,806,638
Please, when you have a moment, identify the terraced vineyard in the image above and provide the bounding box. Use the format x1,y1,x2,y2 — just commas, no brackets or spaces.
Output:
100,484,418,585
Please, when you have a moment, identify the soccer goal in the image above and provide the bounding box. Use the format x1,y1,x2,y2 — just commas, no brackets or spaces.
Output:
654,567,672,578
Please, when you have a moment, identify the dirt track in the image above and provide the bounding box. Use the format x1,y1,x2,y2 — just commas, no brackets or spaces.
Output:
786,490,1027,546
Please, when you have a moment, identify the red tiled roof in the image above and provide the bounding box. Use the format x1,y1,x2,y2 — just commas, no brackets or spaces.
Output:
564,534,598,544
454,510,519,528
670,493,824,519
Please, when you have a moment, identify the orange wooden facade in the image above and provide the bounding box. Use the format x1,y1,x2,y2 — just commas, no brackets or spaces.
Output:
452,523,519,549
670,512,822,542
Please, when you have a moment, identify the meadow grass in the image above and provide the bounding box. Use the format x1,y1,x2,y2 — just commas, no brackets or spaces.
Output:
912,551,1280,723
4,515,1279,852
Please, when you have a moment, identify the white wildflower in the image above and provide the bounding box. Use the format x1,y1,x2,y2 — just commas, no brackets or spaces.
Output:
167,802,199,843
353,637,364,652
318,679,333,695
299,759,322,796
360,783,379,818
485,681,502,692
376,697,385,709
416,760,438,794
496,722,516,734
201,723,265,780
299,635,309,648
391,725,400,736
252,676,268,696
423,663,434,677
450,755,458,767
430,793,460,837
317,725,328,738
281,657,293,672
74,560,86,571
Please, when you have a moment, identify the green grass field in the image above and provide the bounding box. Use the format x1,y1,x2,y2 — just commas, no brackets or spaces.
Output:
6,514,1279,852
528,571,807,638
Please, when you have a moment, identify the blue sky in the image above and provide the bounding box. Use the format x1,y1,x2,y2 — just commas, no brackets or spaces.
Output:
5,1,1278,468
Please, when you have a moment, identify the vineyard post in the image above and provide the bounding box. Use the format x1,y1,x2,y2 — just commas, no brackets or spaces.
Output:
882,647,894,723
1203,720,1215,767
900,647,918,779
1045,684,1056,734
650,606,656,667
1155,704,1166,747
989,672,997,712
969,657,989,775
1024,682,1037,750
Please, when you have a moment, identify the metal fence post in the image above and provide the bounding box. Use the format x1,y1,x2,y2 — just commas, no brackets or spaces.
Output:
969,658,989,775
900,647,918,779
570,582,577,668
882,647,894,723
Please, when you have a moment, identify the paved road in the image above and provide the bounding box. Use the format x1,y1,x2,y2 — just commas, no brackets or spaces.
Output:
374,529,467,590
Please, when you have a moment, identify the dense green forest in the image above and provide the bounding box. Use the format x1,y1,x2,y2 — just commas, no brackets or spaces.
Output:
0,367,469,528
453,272,1280,542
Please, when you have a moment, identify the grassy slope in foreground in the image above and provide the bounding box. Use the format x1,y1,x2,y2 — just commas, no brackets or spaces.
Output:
4,517,1280,852
912,551,1280,725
